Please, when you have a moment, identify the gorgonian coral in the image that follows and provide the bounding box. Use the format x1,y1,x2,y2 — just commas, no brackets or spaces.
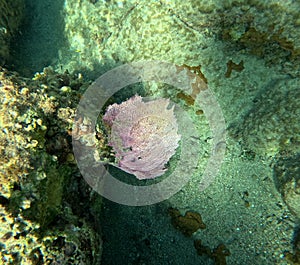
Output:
103,95,180,180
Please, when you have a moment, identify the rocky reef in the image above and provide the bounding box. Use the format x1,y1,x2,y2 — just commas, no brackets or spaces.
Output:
0,67,102,264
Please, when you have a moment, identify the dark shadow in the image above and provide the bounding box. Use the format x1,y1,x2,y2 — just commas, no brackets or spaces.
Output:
8,0,66,77
100,199,205,265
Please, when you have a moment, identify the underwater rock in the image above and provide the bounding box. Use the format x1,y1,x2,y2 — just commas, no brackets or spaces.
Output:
57,0,300,79
0,67,102,264
234,78,300,158
273,154,300,220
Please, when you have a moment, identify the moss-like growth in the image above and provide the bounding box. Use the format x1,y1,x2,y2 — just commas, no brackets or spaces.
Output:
168,207,206,237
0,67,102,264
194,240,231,265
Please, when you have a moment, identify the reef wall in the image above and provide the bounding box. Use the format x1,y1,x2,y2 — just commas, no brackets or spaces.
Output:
0,68,102,264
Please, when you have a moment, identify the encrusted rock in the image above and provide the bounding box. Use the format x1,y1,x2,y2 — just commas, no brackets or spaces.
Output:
234,78,300,158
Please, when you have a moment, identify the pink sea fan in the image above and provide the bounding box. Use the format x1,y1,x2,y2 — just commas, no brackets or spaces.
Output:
103,95,181,180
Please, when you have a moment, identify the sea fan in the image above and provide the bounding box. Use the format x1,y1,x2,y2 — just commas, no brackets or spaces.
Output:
103,95,180,180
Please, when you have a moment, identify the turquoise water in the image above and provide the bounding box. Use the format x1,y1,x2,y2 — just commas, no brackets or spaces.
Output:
10,0,66,76
3,0,300,264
